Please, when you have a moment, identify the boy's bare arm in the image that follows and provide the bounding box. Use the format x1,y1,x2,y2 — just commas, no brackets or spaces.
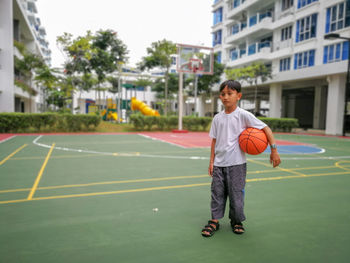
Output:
208,139,216,177
262,126,281,168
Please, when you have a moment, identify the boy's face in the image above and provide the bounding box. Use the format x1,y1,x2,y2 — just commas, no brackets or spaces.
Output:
219,86,242,109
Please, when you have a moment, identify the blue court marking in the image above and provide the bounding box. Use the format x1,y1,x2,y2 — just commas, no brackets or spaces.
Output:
264,145,325,155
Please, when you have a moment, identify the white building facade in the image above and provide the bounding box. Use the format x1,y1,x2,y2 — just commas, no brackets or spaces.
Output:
0,0,51,113
212,0,350,135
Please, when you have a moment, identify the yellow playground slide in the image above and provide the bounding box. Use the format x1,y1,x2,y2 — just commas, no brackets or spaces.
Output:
131,97,160,116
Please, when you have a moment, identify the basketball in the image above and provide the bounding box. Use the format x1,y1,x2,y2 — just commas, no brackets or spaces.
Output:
239,128,268,155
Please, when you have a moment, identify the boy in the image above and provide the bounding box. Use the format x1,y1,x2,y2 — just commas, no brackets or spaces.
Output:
201,80,281,237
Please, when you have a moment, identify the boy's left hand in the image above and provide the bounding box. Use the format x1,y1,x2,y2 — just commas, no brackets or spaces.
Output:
270,150,281,168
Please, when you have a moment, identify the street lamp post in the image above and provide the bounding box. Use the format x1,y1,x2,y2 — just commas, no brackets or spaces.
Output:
324,33,350,136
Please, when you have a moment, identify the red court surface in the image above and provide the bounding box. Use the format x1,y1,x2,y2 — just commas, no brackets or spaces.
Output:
139,132,305,148
0,134,16,143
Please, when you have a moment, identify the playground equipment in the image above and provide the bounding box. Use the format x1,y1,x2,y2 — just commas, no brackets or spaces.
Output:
131,97,160,116
101,98,118,121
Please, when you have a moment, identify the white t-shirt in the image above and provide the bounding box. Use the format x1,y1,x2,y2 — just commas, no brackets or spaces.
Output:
209,107,267,167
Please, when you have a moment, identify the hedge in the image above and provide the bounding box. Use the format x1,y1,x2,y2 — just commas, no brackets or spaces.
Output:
130,114,298,132
0,113,101,133
258,117,299,132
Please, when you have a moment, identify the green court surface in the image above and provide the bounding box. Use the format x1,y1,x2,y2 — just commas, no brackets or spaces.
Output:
0,133,349,263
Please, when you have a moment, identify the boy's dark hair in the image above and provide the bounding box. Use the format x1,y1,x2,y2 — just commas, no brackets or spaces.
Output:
219,80,241,93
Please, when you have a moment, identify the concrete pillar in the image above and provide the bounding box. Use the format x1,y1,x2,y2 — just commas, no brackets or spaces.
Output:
197,96,205,117
269,84,282,118
325,75,346,135
313,85,327,129
0,0,14,112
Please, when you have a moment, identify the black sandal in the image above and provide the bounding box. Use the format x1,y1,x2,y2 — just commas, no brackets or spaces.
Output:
232,222,245,235
201,220,220,237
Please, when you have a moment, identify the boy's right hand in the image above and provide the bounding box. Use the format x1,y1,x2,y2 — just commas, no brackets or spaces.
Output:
208,162,214,177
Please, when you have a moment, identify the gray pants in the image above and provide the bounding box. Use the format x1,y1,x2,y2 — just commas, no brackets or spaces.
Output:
211,163,247,223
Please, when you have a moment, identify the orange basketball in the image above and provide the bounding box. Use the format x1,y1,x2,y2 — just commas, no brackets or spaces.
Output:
239,127,268,155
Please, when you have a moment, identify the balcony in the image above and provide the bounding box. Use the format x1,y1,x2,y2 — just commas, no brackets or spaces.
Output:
227,0,259,20
226,41,272,67
226,16,273,44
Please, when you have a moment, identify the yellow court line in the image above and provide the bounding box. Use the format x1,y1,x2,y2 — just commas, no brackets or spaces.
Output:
248,159,308,177
335,161,350,171
0,165,343,194
27,143,55,200
1,170,350,205
0,144,27,166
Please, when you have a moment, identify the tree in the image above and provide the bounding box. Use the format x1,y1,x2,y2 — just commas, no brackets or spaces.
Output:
138,39,177,115
34,65,60,111
225,62,271,114
57,30,128,109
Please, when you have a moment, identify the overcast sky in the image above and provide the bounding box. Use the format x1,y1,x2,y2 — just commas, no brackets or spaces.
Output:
35,0,213,68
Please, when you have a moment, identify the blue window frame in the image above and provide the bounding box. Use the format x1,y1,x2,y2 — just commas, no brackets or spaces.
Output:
212,30,222,46
294,50,315,69
213,7,223,26
231,24,239,35
296,14,317,42
216,51,222,63
230,49,238,61
323,41,349,63
297,0,318,9
325,1,350,33
249,15,257,27
279,57,291,71
248,43,256,55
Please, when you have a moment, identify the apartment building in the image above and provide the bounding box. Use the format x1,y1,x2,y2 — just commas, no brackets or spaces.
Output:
0,0,51,113
212,0,350,135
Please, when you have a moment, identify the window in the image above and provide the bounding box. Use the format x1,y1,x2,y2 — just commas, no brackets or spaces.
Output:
296,14,317,42
212,30,222,46
213,7,223,26
230,49,238,61
280,57,291,71
297,0,318,9
249,15,257,27
323,41,349,63
282,0,293,11
231,24,239,35
216,51,222,63
259,9,273,21
294,50,315,69
281,25,293,41
325,1,350,33
248,43,256,55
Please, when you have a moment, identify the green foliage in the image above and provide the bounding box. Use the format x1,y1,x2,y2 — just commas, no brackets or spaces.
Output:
14,79,37,96
129,114,211,131
225,62,271,85
0,113,101,133
259,117,299,132
57,30,128,83
129,115,298,132
138,39,177,71
138,39,177,115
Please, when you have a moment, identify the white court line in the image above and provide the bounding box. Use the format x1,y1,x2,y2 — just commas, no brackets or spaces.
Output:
32,135,350,161
0,135,16,144
138,133,188,149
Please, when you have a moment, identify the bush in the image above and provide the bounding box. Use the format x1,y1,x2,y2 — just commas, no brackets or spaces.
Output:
129,114,211,131
0,113,101,133
259,117,299,132
129,114,299,132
